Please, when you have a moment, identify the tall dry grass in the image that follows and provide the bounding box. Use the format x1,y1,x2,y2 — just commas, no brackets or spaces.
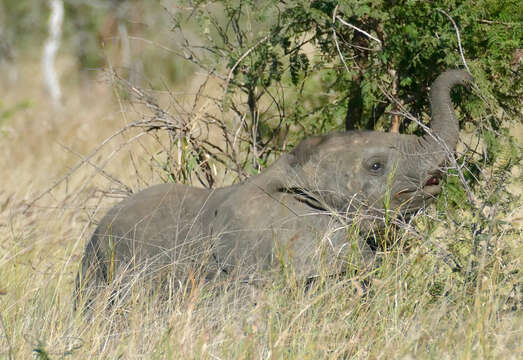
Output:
0,55,521,359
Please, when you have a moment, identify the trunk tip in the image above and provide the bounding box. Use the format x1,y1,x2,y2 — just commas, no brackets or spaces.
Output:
433,69,474,89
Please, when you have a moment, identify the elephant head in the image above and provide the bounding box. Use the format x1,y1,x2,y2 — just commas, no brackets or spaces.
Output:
283,70,473,225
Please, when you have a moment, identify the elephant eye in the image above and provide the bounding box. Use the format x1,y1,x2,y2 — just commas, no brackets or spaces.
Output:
365,156,387,175
371,162,382,171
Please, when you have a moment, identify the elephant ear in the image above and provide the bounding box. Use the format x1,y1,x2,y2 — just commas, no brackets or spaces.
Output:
289,136,326,167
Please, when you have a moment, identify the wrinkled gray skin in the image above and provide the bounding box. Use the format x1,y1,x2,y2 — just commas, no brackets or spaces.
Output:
75,70,472,305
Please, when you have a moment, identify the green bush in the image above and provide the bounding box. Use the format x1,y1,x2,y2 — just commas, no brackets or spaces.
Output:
172,0,520,171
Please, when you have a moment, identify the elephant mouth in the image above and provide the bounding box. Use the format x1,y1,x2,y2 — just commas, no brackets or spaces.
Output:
393,174,442,200
422,175,441,196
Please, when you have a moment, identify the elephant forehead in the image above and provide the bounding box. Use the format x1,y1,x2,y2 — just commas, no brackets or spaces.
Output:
309,131,403,156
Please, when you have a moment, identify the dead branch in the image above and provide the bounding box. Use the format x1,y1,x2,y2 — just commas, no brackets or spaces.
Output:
437,9,471,74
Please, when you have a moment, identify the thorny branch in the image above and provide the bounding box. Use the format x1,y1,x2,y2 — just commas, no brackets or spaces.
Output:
335,15,382,47
437,9,471,74
25,65,261,211
332,5,351,74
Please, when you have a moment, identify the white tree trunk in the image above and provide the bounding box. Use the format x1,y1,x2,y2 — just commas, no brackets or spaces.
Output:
42,0,64,109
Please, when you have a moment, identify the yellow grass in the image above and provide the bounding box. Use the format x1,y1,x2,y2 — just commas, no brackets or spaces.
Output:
0,56,521,359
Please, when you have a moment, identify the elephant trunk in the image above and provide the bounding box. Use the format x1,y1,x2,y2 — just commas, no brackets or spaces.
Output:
420,70,473,166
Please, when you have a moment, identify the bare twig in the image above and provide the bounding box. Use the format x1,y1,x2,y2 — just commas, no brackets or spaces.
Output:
477,19,518,27
388,68,401,133
332,5,351,73
56,142,133,194
24,121,144,212
335,15,382,47
224,33,271,92
437,9,471,74
127,36,227,81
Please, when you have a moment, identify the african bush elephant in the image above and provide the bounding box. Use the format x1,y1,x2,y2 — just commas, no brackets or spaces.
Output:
75,70,473,307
